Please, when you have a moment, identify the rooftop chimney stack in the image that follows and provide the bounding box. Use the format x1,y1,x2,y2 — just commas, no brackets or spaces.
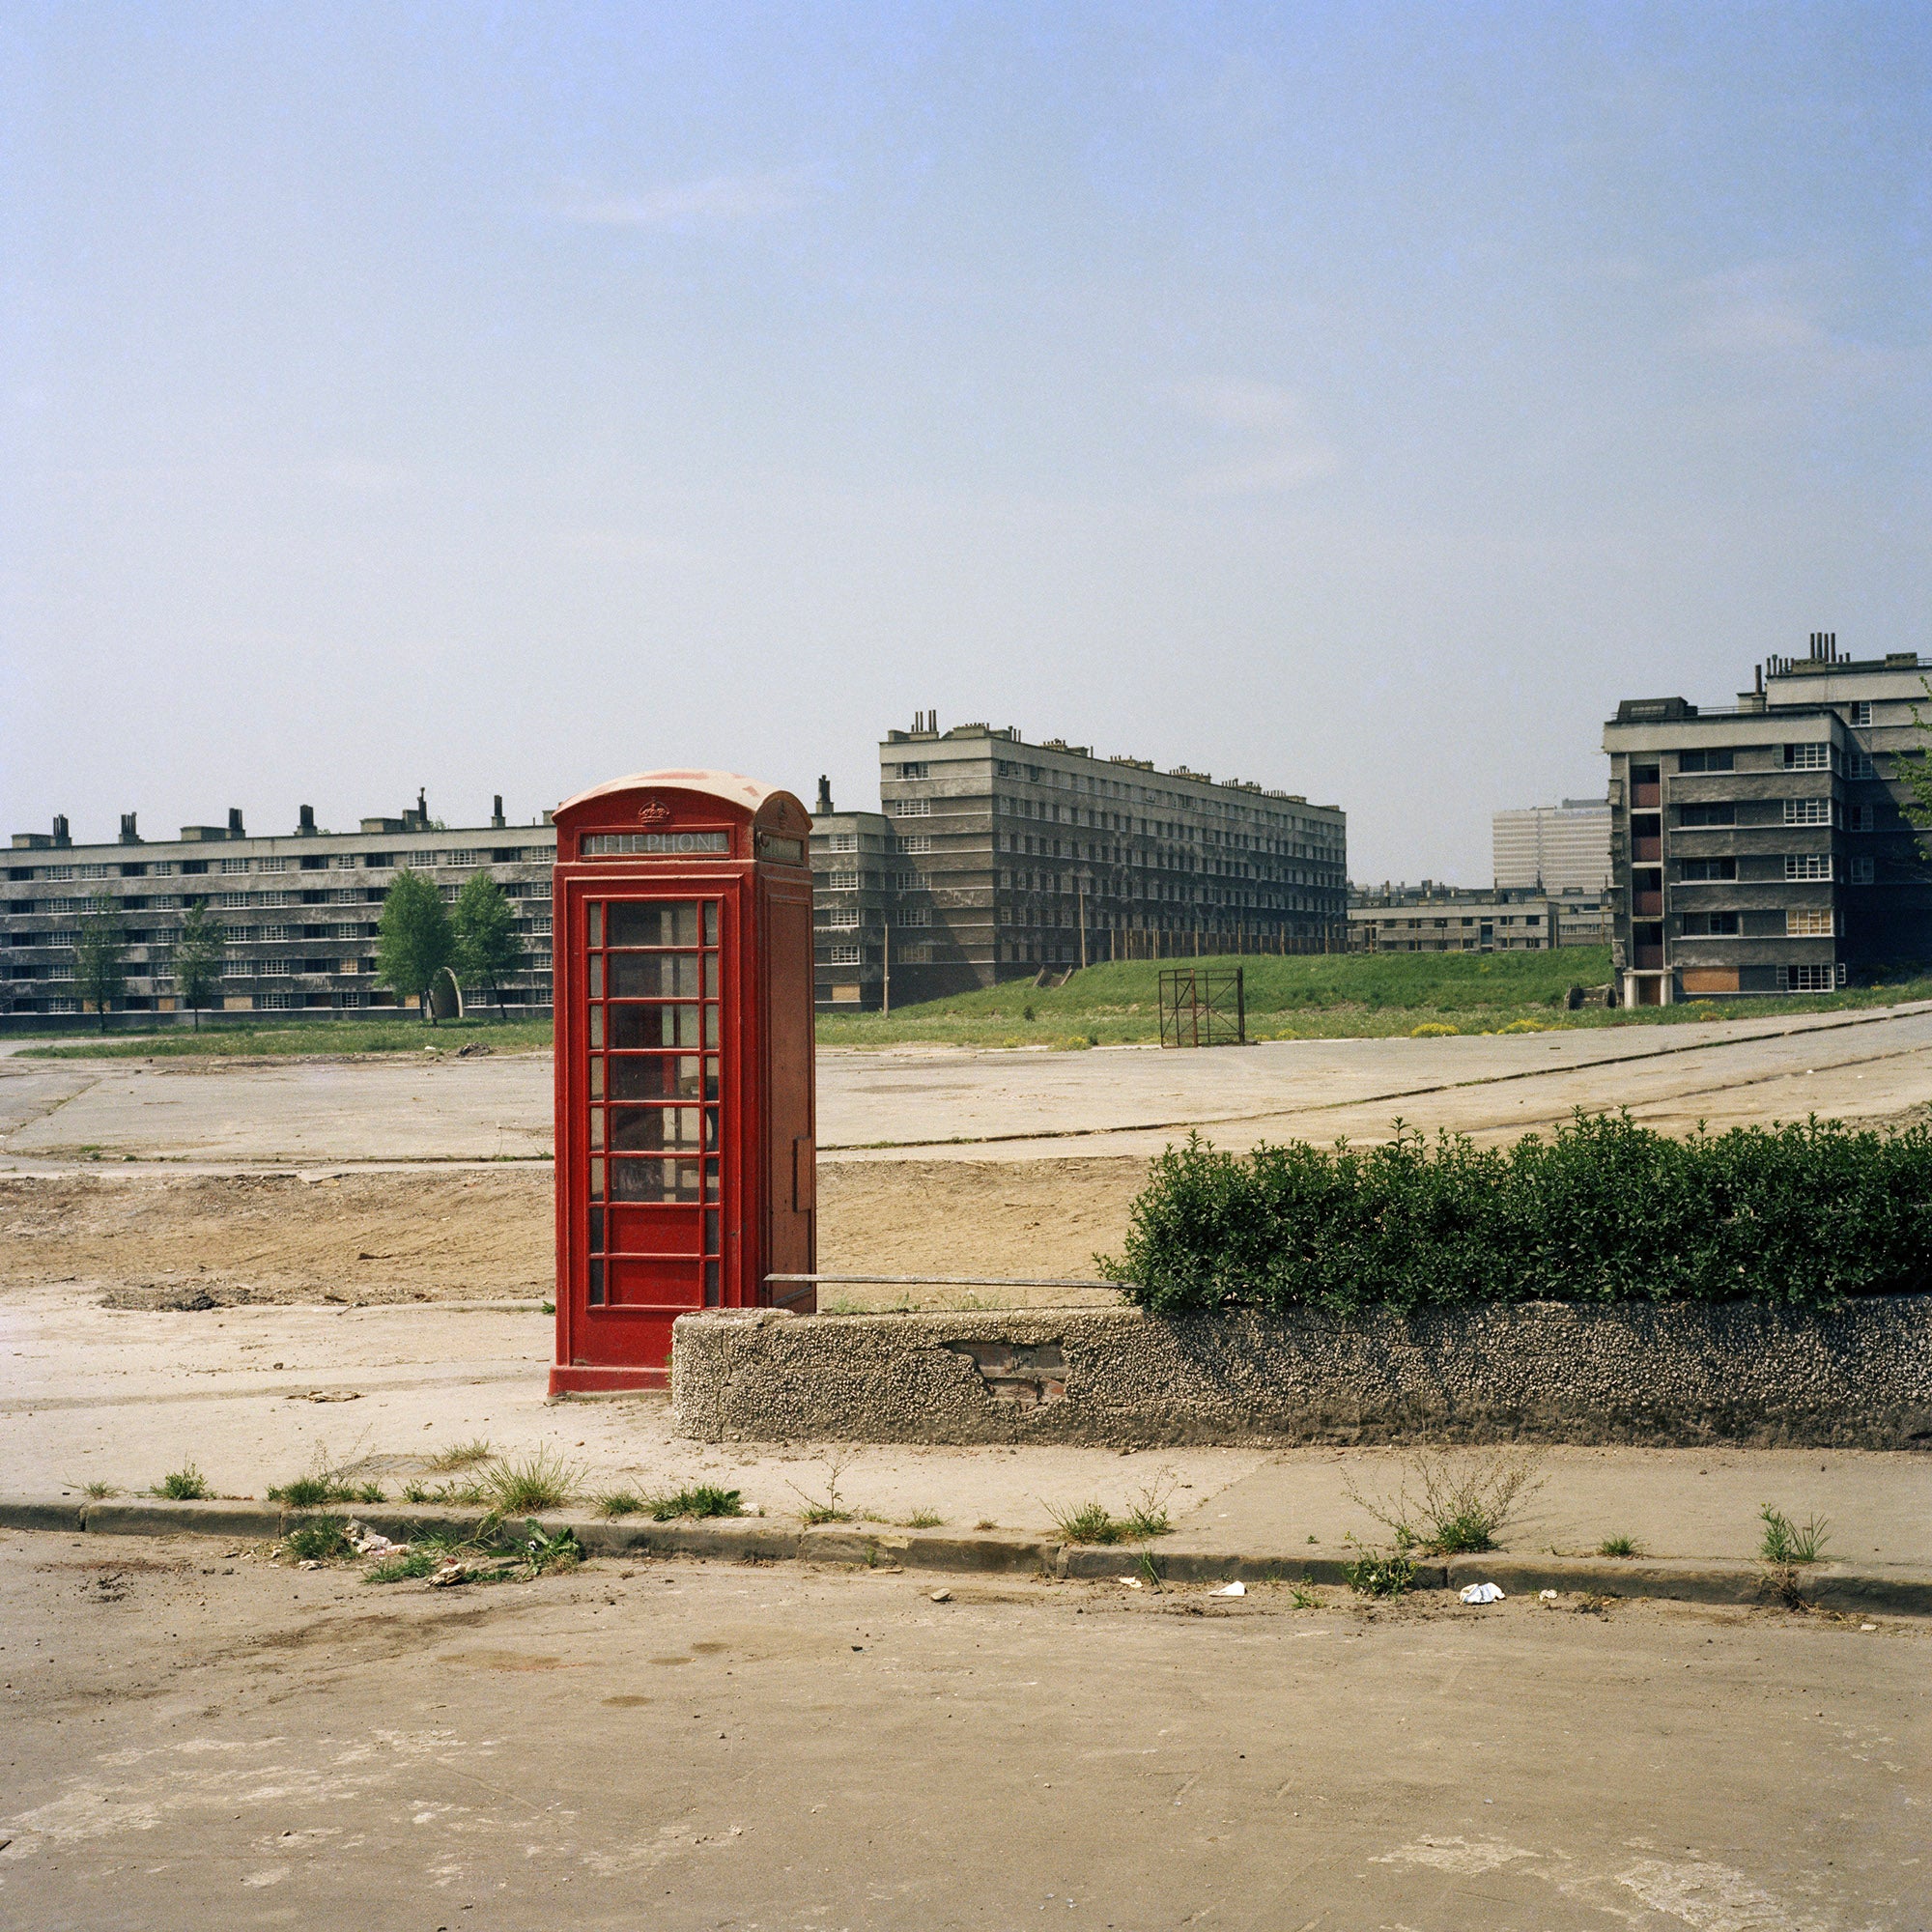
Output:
52,814,71,848
492,794,505,829
814,775,834,815
119,812,141,845
298,804,317,836
227,807,244,838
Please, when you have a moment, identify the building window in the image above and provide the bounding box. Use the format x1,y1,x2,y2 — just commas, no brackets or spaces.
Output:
76,864,109,880
1677,750,1734,773
895,762,930,780
1679,858,1737,881
260,892,290,907
826,907,860,928
1848,751,1875,779
1679,803,1735,827
1849,857,1875,884
1681,912,1741,936
1785,964,1844,992
899,907,931,927
255,991,298,1009
826,833,857,852
531,917,552,937
1786,908,1834,936
1784,854,1833,880
899,835,932,853
261,958,292,976
827,871,860,890
218,893,250,909
1783,743,1833,771
1782,798,1835,825
263,924,291,942
828,945,862,965
444,850,477,867
440,885,461,902
1851,701,1873,726
220,857,250,873
1849,804,1875,833
890,798,930,816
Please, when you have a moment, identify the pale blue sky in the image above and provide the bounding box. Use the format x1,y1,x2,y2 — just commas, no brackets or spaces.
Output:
4,4,1926,880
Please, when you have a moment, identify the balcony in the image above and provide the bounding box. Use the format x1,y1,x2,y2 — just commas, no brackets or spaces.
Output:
1632,834,1662,863
1633,889,1662,918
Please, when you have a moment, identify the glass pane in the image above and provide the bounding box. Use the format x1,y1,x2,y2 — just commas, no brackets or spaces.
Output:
588,1005,604,1047
703,902,719,945
589,1059,605,1099
704,1208,719,1254
588,1104,605,1150
611,1003,699,1050
704,1005,719,1048
589,1156,605,1199
611,1055,702,1100
611,1106,703,1151
702,1056,719,1100
611,1157,703,1203
703,1107,718,1150
609,901,698,949
703,953,719,997
588,1260,605,1305
588,1207,604,1254
703,1259,720,1307
704,1156,719,1200
588,956,604,998
588,904,604,947
611,952,699,999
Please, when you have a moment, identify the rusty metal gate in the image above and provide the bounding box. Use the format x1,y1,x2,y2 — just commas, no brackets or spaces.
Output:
1157,966,1245,1047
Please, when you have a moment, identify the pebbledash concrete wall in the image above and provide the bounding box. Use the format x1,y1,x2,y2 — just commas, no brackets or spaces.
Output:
671,1299,1932,1451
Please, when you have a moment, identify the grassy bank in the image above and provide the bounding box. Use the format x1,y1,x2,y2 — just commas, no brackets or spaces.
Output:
16,1016,554,1060
17,949,1932,1059
817,948,1932,1048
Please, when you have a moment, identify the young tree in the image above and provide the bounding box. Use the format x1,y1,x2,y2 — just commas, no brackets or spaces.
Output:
376,868,455,1022
170,898,225,1032
73,893,127,1032
450,870,526,1017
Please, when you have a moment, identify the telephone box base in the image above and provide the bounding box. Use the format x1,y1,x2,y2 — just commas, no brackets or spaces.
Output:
549,1364,669,1396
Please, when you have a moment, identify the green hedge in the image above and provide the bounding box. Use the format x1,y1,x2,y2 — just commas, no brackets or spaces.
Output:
1100,1112,1932,1316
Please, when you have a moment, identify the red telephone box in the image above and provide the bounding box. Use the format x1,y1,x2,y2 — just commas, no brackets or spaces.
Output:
549,771,816,1395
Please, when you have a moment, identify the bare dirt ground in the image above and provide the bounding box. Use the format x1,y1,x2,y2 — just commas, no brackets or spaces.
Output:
0,1159,1147,1311
2,1530,1925,1931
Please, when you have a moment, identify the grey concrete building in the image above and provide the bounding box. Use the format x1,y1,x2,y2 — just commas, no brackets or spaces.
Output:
812,715,1347,1008
4,796,555,1027
807,780,898,1011
1492,799,1610,895
1348,886,1568,953
1605,637,1932,1006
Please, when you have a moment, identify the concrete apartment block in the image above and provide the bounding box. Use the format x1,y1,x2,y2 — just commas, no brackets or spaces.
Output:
1492,799,1610,895
1347,888,1568,953
811,715,1348,1009
1604,637,1932,1006
4,795,555,1027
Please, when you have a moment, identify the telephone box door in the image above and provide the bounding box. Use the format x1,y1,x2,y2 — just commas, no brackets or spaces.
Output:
565,882,736,1378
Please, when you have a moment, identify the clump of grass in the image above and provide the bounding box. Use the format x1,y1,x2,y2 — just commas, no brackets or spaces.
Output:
80,1480,119,1500
903,1509,944,1529
285,1516,351,1563
1345,1449,1545,1557
154,1463,211,1500
1289,1584,1320,1608
269,1474,384,1507
367,1539,457,1583
1048,1481,1176,1547
476,1446,582,1517
974,1519,999,1531
596,1490,647,1518
645,1485,747,1522
1343,1544,1416,1598
1759,1505,1829,1565
427,1438,495,1473
1597,1533,1642,1558
788,1453,855,1526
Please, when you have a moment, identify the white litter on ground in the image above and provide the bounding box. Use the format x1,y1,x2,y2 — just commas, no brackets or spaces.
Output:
1460,1582,1505,1605
1214,1581,1246,1597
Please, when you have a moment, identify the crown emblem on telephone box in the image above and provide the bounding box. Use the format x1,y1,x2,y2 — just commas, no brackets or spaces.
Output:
637,799,673,824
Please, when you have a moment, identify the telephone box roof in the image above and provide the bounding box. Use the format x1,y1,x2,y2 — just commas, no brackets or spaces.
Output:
554,771,807,824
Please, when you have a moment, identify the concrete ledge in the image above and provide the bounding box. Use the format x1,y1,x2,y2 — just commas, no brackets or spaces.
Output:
5,1497,1926,1614
670,1300,1932,1451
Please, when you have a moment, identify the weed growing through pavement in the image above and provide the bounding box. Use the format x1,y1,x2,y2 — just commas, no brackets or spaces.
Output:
1597,1534,1642,1558
645,1485,747,1521
267,1443,385,1508
366,1538,459,1582
521,1521,582,1577
903,1509,944,1529
79,1481,119,1500
596,1490,646,1518
788,1451,856,1526
1344,1448,1545,1556
974,1519,999,1531
476,1446,582,1517
1290,1585,1320,1609
427,1438,495,1473
284,1515,352,1563
1341,1538,1416,1598
1759,1505,1829,1565
154,1463,211,1500
1047,1478,1177,1547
